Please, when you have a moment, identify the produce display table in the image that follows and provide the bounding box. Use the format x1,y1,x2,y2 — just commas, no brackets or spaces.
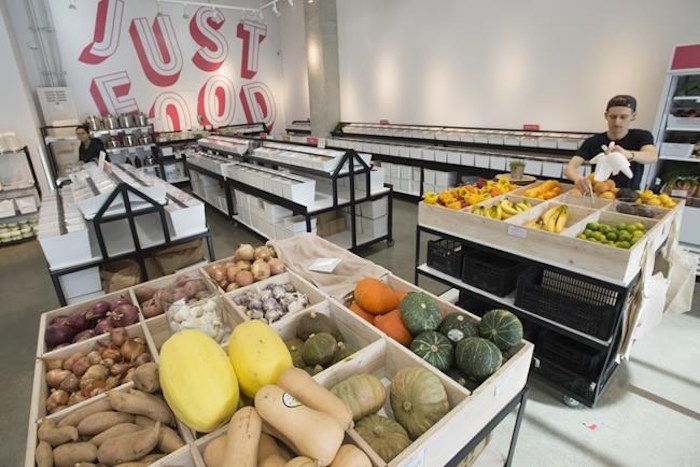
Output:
415,184,683,407
27,235,533,467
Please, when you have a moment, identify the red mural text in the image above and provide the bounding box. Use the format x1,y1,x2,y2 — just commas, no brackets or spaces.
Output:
236,20,267,80
191,7,228,72
129,15,183,87
79,0,125,65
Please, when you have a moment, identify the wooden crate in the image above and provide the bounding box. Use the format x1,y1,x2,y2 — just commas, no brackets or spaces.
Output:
150,444,202,467
223,270,327,325
419,200,668,285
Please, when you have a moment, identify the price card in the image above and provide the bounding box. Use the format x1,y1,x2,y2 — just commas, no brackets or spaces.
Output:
671,189,688,198
508,225,528,238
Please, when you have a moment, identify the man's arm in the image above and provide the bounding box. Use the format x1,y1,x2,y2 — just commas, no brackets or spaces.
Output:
565,155,592,193
612,144,658,164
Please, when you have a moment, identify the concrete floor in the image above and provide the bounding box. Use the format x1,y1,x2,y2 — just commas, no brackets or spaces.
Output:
1,199,698,466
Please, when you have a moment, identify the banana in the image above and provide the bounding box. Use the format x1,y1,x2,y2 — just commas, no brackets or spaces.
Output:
545,209,560,232
541,206,559,226
496,204,504,220
500,200,519,216
554,206,568,233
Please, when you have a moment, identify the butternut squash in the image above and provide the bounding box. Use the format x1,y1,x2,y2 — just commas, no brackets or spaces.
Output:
330,445,372,467
285,457,316,467
221,407,262,467
159,330,239,433
255,385,344,467
203,435,226,467
228,321,293,398
277,368,353,430
258,433,288,467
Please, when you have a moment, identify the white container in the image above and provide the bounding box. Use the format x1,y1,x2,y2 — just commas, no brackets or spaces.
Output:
263,201,292,222
59,267,101,299
447,152,461,164
359,198,389,219
475,155,490,168
461,152,475,166
167,202,206,238
39,228,93,269
660,142,694,159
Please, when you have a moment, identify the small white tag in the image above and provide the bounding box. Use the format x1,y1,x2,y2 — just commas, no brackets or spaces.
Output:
402,448,425,467
508,226,528,238
308,257,341,273
670,189,687,198
318,138,326,149
97,151,106,171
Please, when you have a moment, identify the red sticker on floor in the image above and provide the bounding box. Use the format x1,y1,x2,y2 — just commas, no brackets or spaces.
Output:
584,423,599,431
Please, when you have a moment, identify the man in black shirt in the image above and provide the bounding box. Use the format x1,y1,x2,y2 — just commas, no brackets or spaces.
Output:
564,95,658,191
76,124,107,163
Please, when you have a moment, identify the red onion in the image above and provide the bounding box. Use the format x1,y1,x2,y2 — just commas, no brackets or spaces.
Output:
86,301,111,321
94,318,114,335
50,315,70,326
45,324,76,348
72,329,95,343
109,294,131,309
108,304,139,327
67,310,91,332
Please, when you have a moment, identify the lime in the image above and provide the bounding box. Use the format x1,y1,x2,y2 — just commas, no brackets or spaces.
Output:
599,225,611,234
587,222,600,231
616,241,631,249
588,237,599,242
577,234,587,240
583,229,594,238
626,225,638,234
632,230,644,239
630,237,639,245
616,223,628,231
606,231,618,241
594,232,606,241
633,222,645,231
618,230,632,242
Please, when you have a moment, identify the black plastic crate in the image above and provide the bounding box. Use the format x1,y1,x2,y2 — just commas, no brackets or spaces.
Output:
533,357,595,406
457,289,493,317
462,250,521,297
427,238,466,278
536,331,606,379
515,267,621,340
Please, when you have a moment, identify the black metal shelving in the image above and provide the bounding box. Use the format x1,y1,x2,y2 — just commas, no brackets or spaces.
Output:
414,226,639,407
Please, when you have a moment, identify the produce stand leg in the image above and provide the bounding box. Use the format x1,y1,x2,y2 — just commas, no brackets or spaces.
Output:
205,232,216,262
505,387,529,467
414,225,422,284
386,186,394,246
50,270,67,307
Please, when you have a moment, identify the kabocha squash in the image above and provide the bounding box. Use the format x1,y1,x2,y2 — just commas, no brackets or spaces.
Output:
349,302,375,324
354,278,399,315
374,309,412,346
159,330,239,433
355,414,410,462
439,312,479,343
399,292,442,334
330,373,386,422
331,444,372,467
297,311,342,341
390,366,450,440
332,342,358,364
222,407,262,467
455,337,502,382
228,320,293,398
410,331,454,371
479,309,523,350
445,368,468,387
277,368,353,430
285,338,306,369
302,332,338,366
255,384,344,466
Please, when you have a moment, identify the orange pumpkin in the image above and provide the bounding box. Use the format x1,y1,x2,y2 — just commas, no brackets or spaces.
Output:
354,278,399,315
374,309,412,346
349,302,375,324
394,290,407,304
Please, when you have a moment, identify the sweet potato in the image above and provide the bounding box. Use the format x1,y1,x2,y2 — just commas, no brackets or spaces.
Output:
35,440,53,467
131,362,159,393
57,398,112,427
38,419,79,447
90,423,143,447
203,435,227,467
53,442,98,467
131,415,184,453
77,411,134,435
97,421,160,465
108,389,174,425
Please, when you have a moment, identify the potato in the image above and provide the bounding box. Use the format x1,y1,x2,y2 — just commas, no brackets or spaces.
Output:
35,440,53,467
38,419,79,447
140,298,163,318
134,286,156,303
108,390,174,426
53,442,98,467
203,435,226,467
97,421,160,464
132,415,185,453
58,399,112,427
139,453,166,462
77,411,134,435
90,423,143,447
132,362,159,393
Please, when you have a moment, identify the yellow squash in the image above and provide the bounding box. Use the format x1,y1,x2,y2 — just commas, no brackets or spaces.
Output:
228,320,293,398
159,330,239,433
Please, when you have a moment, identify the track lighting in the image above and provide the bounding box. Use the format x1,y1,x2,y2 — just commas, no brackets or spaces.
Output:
272,2,280,16
182,3,190,18
157,0,163,16
68,0,77,10
259,8,264,20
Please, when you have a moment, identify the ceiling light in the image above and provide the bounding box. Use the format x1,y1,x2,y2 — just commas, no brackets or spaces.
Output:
272,2,280,16
182,3,190,18
258,9,264,20
68,0,77,9
157,0,163,16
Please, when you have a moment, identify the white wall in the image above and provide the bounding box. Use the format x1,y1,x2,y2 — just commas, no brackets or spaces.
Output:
336,0,700,132
0,1,50,192
278,0,310,125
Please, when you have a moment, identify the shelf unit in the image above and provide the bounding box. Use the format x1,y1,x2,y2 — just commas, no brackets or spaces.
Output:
321,123,594,198
285,119,312,135
0,146,42,244
38,164,214,305
197,137,395,251
647,44,700,274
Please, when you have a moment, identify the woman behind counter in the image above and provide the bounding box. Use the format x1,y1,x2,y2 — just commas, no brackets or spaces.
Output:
76,124,108,163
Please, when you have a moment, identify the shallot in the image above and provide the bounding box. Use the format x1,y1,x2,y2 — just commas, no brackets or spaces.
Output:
62,352,85,372
121,339,147,362
101,346,122,362
46,389,69,414
82,364,109,381
67,392,86,406
109,327,128,347
46,369,72,389
71,356,92,378
86,350,102,365
59,374,80,393
72,329,95,343
43,358,64,371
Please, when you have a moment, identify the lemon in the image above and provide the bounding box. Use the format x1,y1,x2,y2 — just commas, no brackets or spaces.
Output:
632,230,644,239
647,198,662,206
633,222,645,231
578,234,587,240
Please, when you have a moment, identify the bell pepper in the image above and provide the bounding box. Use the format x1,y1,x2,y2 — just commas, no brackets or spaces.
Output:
423,191,439,205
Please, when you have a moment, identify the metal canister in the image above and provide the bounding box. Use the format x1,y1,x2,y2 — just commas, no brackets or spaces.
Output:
134,112,149,127
123,134,136,147
86,115,102,131
103,114,119,130
118,114,134,128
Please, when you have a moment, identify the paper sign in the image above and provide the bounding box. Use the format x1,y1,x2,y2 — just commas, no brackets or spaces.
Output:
306,137,318,146
523,123,541,131
379,119,390,125
318,138,326,149
508,226,528,238
97,151,106,171
670,189,688,198
308,257,341,273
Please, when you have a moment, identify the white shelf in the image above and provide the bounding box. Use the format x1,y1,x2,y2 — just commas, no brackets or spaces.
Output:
417,263,612,347
232,214,269,239
106,144,154,153
659,155,700,162
166,177,190,184
673,96,700,102
666,126,700,132
306,187,391,213
323,229,387,249
93,126,150,136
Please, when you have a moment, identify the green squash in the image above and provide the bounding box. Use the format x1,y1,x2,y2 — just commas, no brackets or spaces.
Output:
304,364,324,376
355,414,410,462
399,292,442,335
409,331,454,372
331,373,386,421
390,366,450,440
438,312,479,343
302,332,337,366
332,341,358,364
445,367,468,387
479,309,523,350
296,311,342,341
455,337,502,382
285,338,306,368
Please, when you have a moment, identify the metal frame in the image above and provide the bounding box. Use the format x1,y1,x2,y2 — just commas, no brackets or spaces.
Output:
48,181,215,306
414,225,638,407
445,386,530,467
